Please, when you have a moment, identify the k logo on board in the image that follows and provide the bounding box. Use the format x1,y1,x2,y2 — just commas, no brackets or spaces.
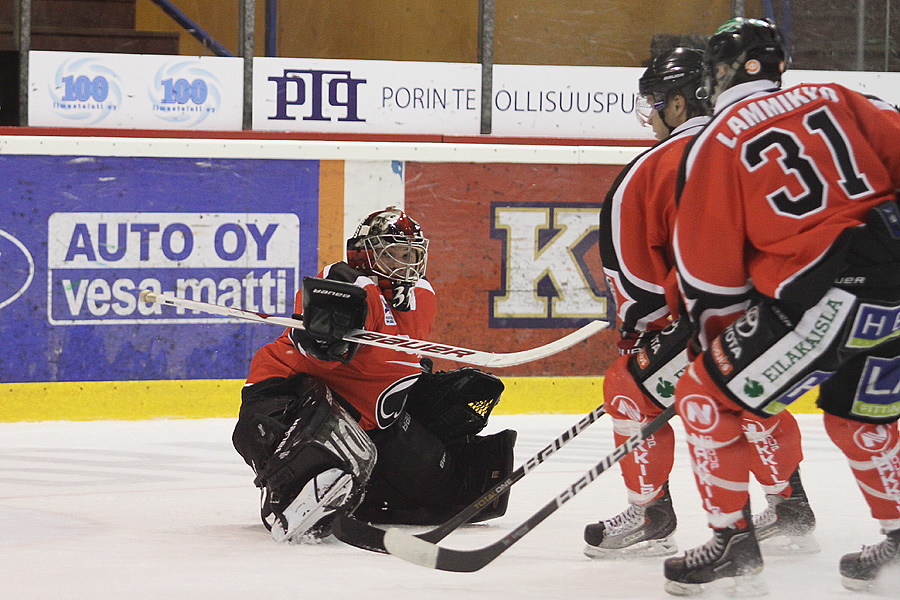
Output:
490,203,608,328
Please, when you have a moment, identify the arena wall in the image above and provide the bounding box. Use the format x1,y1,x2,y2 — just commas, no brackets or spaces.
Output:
0,129,819,421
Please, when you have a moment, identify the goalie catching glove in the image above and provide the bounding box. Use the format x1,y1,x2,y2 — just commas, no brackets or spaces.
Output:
405,359,504,441
290,276,368,363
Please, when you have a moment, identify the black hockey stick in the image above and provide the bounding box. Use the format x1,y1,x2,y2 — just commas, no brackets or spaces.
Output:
333,404,609,553
373,405,676,572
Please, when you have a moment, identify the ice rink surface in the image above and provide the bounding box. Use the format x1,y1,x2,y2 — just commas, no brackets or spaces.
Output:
2,413,898,599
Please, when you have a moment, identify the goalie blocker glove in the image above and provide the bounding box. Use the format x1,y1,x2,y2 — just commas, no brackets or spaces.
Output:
290,276,368,363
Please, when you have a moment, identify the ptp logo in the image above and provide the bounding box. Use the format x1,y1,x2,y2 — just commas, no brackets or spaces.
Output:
267,69,367,122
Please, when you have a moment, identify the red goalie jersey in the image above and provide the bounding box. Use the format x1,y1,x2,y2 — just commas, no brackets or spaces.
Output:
246,263,437,431
675,80,900,346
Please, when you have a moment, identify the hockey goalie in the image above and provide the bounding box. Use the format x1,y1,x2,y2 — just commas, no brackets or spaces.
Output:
232,207,517,543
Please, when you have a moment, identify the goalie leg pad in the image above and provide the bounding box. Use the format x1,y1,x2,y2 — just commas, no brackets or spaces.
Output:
237,375,377,541
270,467,355,543
351,410,517,525
354,411,462,524
450,429,518,522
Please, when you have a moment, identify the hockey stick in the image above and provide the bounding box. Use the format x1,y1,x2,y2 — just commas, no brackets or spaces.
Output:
139,290,607,368
333,403,609,554
376,405,676,572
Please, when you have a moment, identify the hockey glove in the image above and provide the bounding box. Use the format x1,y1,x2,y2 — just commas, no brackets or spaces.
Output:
289,277,368,363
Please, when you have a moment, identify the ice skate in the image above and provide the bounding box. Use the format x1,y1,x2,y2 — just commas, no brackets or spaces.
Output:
839,528,900,592
664,505,766,597
269,468,354,543
583,483,678,559
753,469,819,555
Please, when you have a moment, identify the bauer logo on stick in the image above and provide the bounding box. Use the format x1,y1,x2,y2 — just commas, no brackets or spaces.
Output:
347,331,476,359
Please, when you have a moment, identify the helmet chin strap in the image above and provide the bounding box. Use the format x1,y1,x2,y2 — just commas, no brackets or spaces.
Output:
711,51,747,104
660,109,677,135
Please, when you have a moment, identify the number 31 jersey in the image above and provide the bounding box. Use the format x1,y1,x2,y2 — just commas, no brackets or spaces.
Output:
674,80,900,345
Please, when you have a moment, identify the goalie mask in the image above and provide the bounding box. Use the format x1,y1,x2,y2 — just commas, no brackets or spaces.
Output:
347,207,429,285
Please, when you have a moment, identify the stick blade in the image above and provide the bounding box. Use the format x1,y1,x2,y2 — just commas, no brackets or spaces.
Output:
383,528,440,568
332,515,389,554
383,528,501,573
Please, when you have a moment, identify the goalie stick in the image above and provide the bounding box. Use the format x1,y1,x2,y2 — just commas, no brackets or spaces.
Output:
333,403,609,554
366,405,676,572
139,290,606,368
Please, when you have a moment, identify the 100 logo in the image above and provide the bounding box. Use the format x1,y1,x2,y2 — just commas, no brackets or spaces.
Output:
61,75,108,102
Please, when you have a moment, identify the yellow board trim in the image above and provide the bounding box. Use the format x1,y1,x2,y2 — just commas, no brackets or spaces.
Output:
494,377,821,415
0,380,244,422
0,377,821,422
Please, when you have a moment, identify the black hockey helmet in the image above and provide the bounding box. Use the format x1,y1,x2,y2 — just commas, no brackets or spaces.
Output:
704,18,786,100
637,47,708,125
346,206,428,284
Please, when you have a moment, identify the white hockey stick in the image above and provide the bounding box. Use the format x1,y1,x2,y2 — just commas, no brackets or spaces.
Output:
139,290,607,368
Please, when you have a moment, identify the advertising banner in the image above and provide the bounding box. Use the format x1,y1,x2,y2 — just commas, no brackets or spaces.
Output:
0,155,318,383
404,161,622,378
491,65,653,140
785,69,900,107
28,51,244,130
252,57,481,135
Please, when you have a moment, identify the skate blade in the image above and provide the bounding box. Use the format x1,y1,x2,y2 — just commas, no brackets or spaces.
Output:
758,533,820,556
584,536,678,560
841,576,875,593
842,564,900,595
664,573,768,598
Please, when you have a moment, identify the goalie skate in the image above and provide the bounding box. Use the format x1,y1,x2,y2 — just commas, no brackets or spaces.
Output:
583,484,678,559
270,468,354,543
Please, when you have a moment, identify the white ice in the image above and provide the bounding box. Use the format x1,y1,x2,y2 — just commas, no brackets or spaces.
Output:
1,413,897,599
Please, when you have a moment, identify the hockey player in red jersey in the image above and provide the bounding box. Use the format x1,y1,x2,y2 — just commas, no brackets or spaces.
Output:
584,46,814,560
233,207,516,543
665,18,900,595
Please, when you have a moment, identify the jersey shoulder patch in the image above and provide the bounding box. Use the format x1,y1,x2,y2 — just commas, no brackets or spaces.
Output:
380,296,397,326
